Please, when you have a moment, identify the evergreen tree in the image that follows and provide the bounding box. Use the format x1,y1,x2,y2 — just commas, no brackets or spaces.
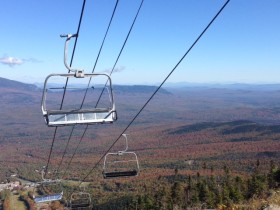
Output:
171,181,183,208
154,185,169,210
143,194,155,210
273,168,280,186
268,161,280,189
247,173,267,198
229,176,244,203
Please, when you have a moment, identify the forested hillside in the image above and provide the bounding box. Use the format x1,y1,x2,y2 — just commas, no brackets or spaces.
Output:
1,77,280,209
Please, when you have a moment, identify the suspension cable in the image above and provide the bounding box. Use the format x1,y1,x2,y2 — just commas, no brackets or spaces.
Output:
78,0,231,185
61,0,144,180
60,0,87,108
61,125,89,180
80,0,120,108
53,126,76,179
96,0,145,107
52,0,120,180
44,127,58,174
44,0,87,175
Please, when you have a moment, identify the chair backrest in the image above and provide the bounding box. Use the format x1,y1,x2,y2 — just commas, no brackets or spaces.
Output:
41,73,117,126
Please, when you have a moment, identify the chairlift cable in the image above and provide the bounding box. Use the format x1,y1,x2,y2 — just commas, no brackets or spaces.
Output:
60,0,144,181
45,127,58,174
44,0,87,176
61,125,88,180
52,125,76,179
80,0,120,108
60,0,87,108
95,0,145,108
78,0,231,185
53,0,120,180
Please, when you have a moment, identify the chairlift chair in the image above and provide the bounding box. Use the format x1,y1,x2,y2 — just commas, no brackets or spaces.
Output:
33,191,63,204
41,73,117,126
103,134,140,179
41,34,117,126
33,168,64,203
70,191,92,210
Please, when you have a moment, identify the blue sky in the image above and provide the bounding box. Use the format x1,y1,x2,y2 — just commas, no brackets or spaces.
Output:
1,0,279,85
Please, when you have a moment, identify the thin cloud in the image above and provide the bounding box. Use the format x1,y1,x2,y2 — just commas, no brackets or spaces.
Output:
0,56,41,67
103,66,126,74
23,58,41,63
0,56,24,67
113,66,125,73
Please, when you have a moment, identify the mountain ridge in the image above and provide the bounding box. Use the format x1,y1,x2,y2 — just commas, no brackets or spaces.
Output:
2,77,280,91
1,77,172,94
0,77,39,91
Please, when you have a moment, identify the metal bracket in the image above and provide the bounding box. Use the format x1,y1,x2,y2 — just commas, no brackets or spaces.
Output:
60,33,84,77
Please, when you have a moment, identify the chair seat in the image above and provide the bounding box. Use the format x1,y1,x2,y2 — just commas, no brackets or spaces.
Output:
45,110,116,126
103,170,138,179
34,193,63,203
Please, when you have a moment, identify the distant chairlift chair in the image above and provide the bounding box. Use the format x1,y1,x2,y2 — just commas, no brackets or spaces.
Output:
70,191,92,210
103,134,140,179
41,33,117,127
33,167,63,203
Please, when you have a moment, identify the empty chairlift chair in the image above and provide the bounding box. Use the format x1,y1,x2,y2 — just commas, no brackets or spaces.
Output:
70,191,92,210
41,73,117,126
41,34,117,127
103,134,140,179
33,168,63,203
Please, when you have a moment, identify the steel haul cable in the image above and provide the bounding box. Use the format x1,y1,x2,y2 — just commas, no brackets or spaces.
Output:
80,0,120,107
53,125,75,179
60,0,145,181
43,0,230,203
61,125,89,179
95,0,145,108
53,0,120,180
61,0,145,201
78,0,231,185
44,0,87,175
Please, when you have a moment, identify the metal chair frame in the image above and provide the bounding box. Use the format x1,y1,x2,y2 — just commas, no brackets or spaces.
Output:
41,73,117,126
33,168,63,203
41,33,117,126
103,134,140,179
69,191,92,210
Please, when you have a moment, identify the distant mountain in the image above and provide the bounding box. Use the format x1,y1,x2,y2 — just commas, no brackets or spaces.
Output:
34,82,171,94
113,85,171,94
0,77,39,91
165,82,280,91
167,120,280,136
0,77,41,105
